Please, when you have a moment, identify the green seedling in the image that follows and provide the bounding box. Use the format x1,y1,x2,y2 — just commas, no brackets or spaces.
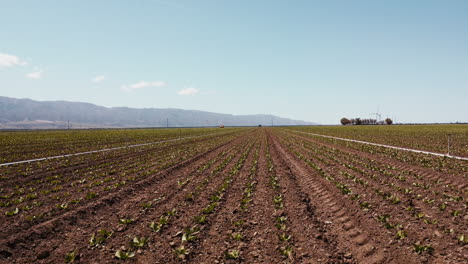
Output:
279,246,293,260
451,210,460,217
414,212,425,219
279,233,291,241
395,230,407,239
413,243,434,255
141,202,153,209
458,234,467,244
174,245,189,259
230,232,243,241
150,215,170,232
185,192,194,201
438,203,447,211
132,236,148,248
273,195,284,209
233,220,244,227
65,250,78,263
167,209,177,216
182,226,200,242
5,207,19,216
377,215,390,223
359,201,371,210
203,202,218,214
194,215,207,224
115,250,135,260
225,249,240,259
89,229,113,247
210,195,221,202
86,191,97,199
57,203,68,209
119,218,134,225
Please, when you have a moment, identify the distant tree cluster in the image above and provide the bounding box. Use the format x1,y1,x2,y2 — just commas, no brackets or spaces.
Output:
341,117,393,125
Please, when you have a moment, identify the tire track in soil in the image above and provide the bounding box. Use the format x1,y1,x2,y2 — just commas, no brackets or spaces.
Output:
268,130,421,264
266,132,345,263
0,132,253,263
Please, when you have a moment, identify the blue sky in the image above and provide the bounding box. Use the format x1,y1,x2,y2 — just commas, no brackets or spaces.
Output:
1,0,467,124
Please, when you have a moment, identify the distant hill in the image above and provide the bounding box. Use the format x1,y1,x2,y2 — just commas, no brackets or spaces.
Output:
0,96,316,129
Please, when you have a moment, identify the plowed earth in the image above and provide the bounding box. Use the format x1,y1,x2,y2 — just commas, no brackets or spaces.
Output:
0,128,466,263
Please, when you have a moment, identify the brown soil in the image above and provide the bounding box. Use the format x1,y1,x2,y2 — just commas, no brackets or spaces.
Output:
0,128,465,264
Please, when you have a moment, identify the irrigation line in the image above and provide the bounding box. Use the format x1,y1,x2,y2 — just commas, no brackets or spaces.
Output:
0,131,234,167
288,130,468,162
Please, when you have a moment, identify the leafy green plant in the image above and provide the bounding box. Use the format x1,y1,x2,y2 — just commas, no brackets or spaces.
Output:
150,215,170,232
202,202,218,214
225,249,240,259
413,243,434,255
279,233,291,241
230,232,243,240
141,201,153,209
438,202,446,211
115,250,135,260
233,220,244,227
451,210,460,217
167,209,177,216
279,246,293,260
131,236,148,248
458,234,467,245
89,229,113,247
119,218,134,225
182,226,200,243
5,207,19,216
273,195,284,209
194,215,207,224
395,230,407,239
65,250,78,263
86,191,97,199
174,245,189,259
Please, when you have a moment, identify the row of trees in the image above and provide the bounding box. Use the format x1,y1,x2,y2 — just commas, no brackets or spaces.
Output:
341,117,393,125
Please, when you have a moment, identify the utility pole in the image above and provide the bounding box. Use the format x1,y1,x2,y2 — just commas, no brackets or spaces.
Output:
166,118,169,128
67,120,70,130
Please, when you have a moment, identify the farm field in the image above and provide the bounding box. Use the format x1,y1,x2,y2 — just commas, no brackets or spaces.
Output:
289,124,468,158
0,126,466,263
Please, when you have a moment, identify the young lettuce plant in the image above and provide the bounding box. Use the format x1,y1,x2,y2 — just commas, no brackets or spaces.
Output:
115,250,135,260
64,250,78,263
174,245,189,260
131,236,148,248
89,229,113,247
225,249,240,260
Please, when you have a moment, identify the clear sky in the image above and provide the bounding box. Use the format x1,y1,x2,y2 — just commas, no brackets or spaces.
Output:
1,0,467,124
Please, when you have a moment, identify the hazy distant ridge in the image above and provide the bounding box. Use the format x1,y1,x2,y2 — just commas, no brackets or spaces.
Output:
0,96,315,129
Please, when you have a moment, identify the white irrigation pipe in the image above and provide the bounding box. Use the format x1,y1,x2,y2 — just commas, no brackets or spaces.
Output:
288,130,468,162
0,131,231,167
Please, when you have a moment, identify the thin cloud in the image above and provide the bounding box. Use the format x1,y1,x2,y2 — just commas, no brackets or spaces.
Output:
0,52,27,68
121,81,166,92
178,87,199,96
92,75,106,83
25,71,42,79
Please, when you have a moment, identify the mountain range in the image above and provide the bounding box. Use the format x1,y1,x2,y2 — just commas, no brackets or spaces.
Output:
0,96,316,129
